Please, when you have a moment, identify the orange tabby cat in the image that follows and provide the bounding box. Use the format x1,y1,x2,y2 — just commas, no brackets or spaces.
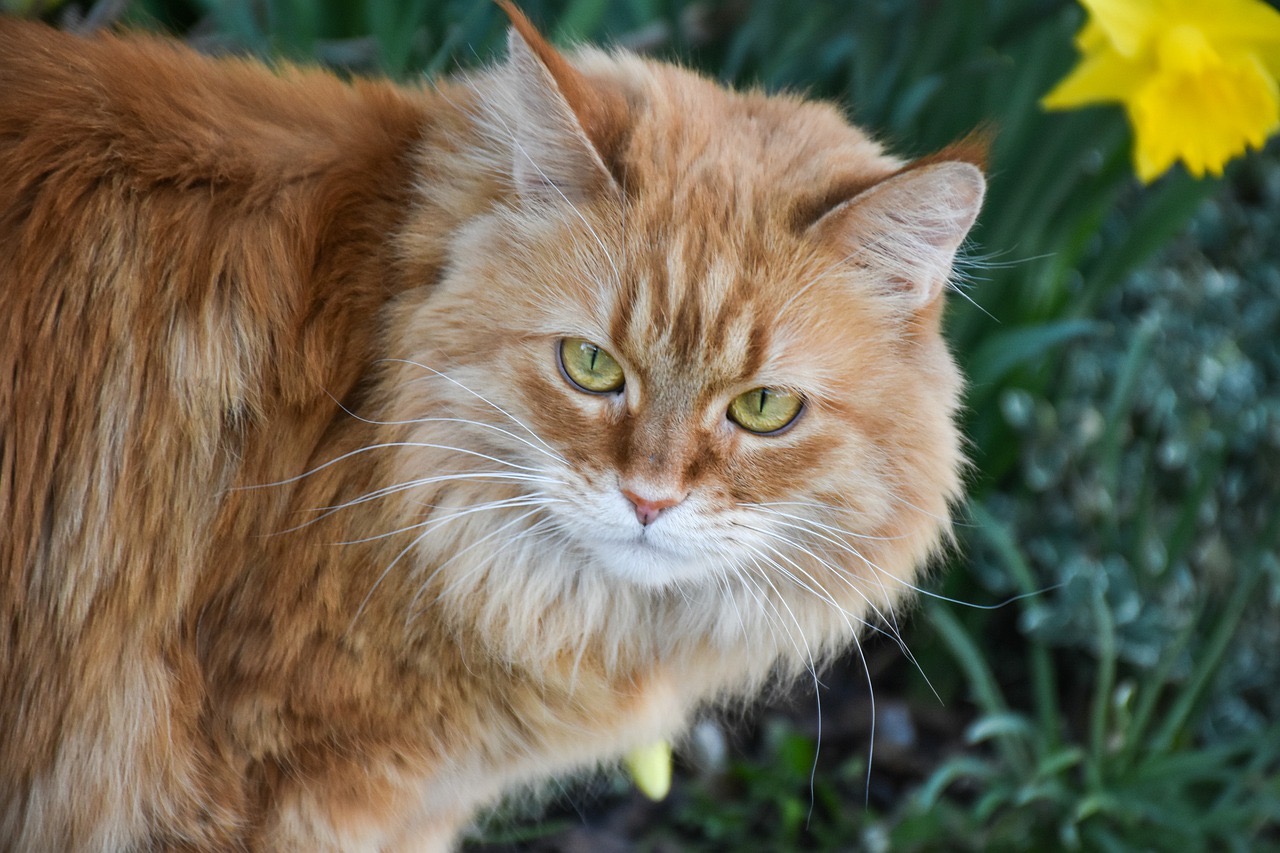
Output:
0,4,983,849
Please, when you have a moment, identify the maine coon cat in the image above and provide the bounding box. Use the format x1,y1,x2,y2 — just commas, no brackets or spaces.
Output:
0,4,984,849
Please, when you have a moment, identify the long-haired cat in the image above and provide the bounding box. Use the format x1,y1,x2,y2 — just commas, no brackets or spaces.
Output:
0,4,984,849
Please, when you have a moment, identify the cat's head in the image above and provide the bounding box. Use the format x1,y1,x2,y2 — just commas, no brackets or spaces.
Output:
387,10,983,673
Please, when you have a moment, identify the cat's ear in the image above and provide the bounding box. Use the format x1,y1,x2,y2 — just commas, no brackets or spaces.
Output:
809,160,985,313
498,1,623,203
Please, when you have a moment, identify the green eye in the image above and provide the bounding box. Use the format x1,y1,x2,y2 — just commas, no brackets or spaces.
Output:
559,338,625,393
727,387,803,434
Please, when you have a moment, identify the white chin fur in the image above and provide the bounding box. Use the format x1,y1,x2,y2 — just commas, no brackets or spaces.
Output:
581,534,717,588
554,493,723,588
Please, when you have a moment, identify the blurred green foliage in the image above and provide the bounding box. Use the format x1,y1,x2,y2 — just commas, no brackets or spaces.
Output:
26,0,1279,848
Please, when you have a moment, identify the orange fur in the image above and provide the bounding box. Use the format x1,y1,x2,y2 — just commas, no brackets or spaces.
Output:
0,12,983,850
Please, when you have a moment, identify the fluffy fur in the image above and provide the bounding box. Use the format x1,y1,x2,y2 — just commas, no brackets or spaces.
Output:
0,6,983,850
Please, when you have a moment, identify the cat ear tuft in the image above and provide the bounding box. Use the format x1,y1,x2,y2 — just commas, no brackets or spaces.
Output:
810,161,985,312
498,2,620,203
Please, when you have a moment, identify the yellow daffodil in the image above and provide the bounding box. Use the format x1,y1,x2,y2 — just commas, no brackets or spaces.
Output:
623,740,672,800
1044,0,1280,182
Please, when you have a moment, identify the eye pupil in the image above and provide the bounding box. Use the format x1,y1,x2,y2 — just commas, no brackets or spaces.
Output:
559,338,625,394
727,387,802,435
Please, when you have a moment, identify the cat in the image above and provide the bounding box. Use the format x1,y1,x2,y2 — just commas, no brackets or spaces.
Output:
0,3,984,850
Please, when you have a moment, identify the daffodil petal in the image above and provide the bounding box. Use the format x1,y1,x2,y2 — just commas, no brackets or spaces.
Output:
1079,0,1160,58
1043,48,1144,109
624,740,672,801
1074,18,1111,54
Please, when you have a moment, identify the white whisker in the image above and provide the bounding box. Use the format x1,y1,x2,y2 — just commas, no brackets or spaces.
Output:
725,561,785,656
346,495,558,632
750,536,872,640
381,359,563,457
339,494,561,545
739,550,825,814
751,504,907,543
409,510,550,621
738,547,820,678
270,471,566,536
327,390,568,466
849,629,877,808
749,511,910,633
239,440,545,495
761,509,1055,611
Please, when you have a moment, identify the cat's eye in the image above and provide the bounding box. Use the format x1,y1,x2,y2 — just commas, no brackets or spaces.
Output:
727,388,803,434
559,338,625,394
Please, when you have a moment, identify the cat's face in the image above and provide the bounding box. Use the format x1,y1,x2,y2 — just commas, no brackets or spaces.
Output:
426,203,930,592
384,32,981,664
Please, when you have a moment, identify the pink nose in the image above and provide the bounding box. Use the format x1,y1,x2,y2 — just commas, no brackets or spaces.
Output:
621,488,683,526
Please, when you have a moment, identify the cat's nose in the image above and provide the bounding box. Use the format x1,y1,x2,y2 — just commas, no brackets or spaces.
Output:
620,488,684,526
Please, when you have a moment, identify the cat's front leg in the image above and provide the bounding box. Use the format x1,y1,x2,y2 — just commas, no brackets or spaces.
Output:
252,761,494,853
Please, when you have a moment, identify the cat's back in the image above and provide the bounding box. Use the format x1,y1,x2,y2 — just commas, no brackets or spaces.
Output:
0,19,433,375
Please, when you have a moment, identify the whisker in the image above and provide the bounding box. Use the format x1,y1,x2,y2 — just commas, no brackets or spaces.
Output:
743,540,879,814
738,547,822,680
339,494,561,545
750,512,910,633
744,523,946,712
239,439,546,494
710,568,751,648
347,521,438,635
380,359,563,458
724,561,786,656
330,471,564,512
345,496,557,632
738,551,825,815
326,391,568,466
409,510,550,621
850,629,877,808
750,537,875,640
270,471,566,536
764,511,1057,610
751,505,908,543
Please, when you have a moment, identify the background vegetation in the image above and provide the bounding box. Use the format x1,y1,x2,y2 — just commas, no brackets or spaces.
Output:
19,0,1279,848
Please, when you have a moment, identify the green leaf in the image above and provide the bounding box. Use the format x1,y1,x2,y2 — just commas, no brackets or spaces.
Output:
966,319,1102,393
914,756,1000,808
1036,746,1086,779
966,712,1037,746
